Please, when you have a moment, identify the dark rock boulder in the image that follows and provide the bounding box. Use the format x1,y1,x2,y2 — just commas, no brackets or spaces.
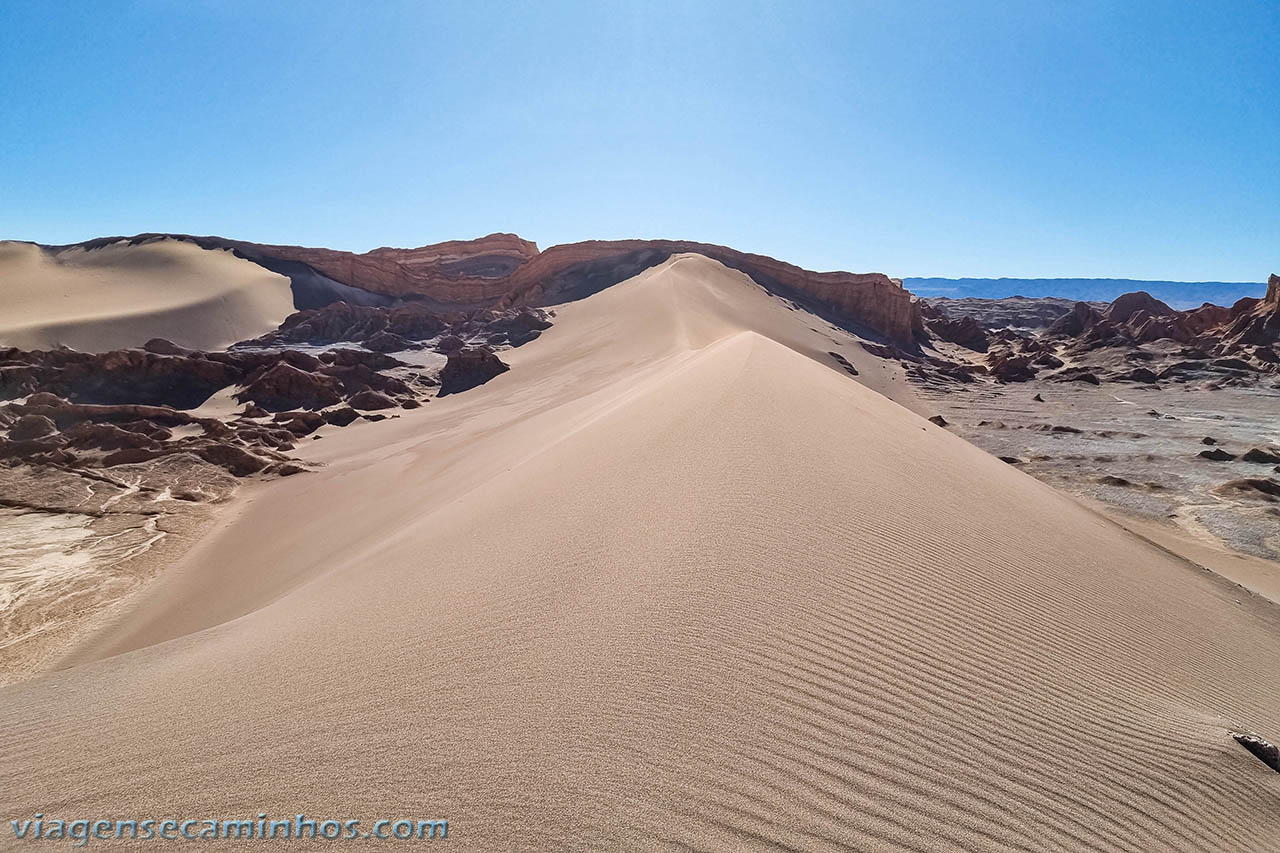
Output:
435,335,466,354
10,414,57,441
195,444,268,477
1215,478,1280,500
273,411,326,436
1233,732,1280,773
926,316,989,351
319,349,405,371
828,351,859,376
348,390,398,411
438,347,510,396
476,307,552,347
1116,367,1160,384
322,406,360,427
237,363,343,412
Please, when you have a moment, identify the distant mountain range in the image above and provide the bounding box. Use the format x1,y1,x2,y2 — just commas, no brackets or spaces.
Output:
904,278,1267,310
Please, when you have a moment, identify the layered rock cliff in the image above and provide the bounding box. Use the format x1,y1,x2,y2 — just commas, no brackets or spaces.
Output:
495,240,921,344
51,233,921,345
66,233,538,309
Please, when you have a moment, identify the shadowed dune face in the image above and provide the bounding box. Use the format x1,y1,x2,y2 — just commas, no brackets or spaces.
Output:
0,239,294,351
3,256,1280,850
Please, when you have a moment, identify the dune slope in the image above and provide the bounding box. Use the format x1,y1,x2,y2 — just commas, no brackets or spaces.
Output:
3,256,1279,851
0,239,293,351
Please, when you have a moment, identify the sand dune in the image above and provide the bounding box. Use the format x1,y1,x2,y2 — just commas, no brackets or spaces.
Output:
3,256,1280,850
0,238,293,351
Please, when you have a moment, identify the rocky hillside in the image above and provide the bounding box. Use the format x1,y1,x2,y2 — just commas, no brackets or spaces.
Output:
913,275,1280,388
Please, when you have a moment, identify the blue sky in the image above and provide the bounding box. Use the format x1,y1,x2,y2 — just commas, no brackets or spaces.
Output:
1,1,1276,281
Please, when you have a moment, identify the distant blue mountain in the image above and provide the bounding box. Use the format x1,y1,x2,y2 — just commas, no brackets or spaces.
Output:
904,278,1266,310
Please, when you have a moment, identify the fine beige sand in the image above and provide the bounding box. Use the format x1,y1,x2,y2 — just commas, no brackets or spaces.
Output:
3,255,1280,850
0,238,293,351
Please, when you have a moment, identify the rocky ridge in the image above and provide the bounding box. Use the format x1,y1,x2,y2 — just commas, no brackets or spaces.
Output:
48,234,920,346
910,276,1280,390
922,296,1109,331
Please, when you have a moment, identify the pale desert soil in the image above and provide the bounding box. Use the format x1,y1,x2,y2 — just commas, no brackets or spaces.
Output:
914,378,1280,564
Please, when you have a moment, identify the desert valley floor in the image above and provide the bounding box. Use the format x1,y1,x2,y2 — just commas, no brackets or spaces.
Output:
2,250,1279,850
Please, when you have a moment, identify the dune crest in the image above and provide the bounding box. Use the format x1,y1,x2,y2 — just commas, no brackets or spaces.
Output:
3,256,1279,850
0,238,293,351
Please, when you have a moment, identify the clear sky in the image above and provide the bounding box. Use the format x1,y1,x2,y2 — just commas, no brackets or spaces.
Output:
1,1,1276,281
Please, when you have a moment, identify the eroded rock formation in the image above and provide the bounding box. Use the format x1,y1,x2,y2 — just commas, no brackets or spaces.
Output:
1,305,552,481
919,279,1280,389
53,234,919,346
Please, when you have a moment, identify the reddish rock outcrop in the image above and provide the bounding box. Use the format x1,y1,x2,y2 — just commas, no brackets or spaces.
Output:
1103,291,1177,325
494,240,920,345
1047,302,1103,337
1216,273,1280,351
1127,311,1193,344
70,233,539,308
1183,303,1233,335
57,234,919,346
